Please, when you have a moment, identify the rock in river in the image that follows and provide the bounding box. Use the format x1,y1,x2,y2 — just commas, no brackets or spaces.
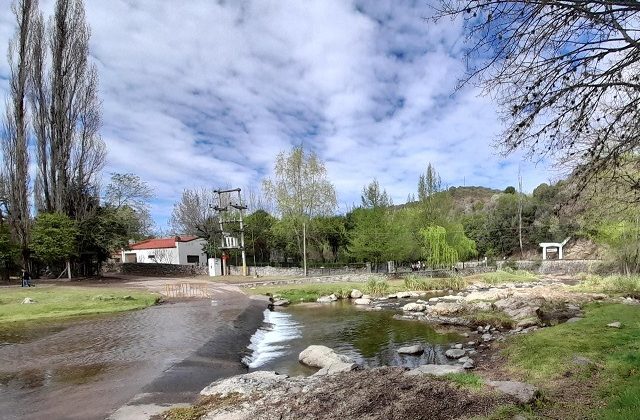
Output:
353,298,372,305
272,299,290,306
445,349,466,359
397,344,424,355
402,302,426,312
299,345,358,375
317,294,338,303
350,289,363,299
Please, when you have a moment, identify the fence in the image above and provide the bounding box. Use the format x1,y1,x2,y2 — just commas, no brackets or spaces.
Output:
163,282,211,298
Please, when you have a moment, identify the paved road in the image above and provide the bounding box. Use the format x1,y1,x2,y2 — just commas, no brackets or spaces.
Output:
0,282,265,420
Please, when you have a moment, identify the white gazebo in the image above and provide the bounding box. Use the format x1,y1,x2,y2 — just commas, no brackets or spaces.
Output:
539,237,571,260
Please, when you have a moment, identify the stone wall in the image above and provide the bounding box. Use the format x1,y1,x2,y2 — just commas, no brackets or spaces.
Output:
119,262,207,277
496,259,603,275
227,265,371,277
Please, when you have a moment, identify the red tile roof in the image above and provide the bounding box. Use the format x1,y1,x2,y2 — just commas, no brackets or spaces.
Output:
129,236,199,250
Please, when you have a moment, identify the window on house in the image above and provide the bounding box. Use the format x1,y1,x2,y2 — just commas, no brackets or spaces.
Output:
148,255,155,260
187,255,199,264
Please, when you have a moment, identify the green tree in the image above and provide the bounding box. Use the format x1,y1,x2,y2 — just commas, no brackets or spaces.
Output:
31,212,77,266
347,207,391,267
262,146,337,259
420,226,459,268
244,210,276,264
310,216,348,263
104,172,154,238
75,207,128,272
418,163,441,202
0,223,20,282
361,179,392,208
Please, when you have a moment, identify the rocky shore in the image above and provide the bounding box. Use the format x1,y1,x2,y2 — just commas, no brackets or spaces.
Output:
159,277,635,420
181,344,537,420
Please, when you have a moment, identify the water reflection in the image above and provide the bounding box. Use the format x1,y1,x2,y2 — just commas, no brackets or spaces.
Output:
247,301,462,376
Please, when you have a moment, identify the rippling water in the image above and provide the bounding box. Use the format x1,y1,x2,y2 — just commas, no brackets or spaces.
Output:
244,301,463,376
242,310,302,368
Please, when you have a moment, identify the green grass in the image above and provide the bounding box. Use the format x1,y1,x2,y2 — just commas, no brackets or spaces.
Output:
473,269,538,285
573,274,640,296
0,285,160,324
404,275,467,291
443,372,484,390
502,302,640,418
248,279,411,303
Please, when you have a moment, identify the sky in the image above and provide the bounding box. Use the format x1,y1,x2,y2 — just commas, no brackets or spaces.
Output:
0,0,554,230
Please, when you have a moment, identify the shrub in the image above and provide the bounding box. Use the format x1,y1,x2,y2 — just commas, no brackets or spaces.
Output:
365,278,390,296
578,275,640,296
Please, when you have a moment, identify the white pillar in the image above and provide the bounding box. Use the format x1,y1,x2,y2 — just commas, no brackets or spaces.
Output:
559,245,563,260
542,247,547,260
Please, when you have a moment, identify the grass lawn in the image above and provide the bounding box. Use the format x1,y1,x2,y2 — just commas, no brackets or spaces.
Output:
247,279,410,303
501,302,640,419
468,269,539,285
0,285,160,324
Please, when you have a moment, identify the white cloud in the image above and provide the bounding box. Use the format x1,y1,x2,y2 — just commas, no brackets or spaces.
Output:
0,0,550,228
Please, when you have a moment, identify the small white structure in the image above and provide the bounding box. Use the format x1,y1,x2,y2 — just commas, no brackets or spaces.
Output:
539,237,571,260
208,258,222,276
122,236,207,265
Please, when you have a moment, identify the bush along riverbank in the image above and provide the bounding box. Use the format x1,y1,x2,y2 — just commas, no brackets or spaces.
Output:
160,274,640,419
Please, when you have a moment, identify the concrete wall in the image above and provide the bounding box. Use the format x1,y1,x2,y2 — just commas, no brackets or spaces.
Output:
121,248,180,264
176,239,207,265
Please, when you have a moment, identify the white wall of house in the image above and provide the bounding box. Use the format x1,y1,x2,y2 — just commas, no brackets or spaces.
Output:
176,239,207,265
122,248,179,264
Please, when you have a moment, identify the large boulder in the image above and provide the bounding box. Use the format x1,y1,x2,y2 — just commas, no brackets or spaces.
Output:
493,297,542,321
402,302,426,312
427,302,467,316
396,291,412,299
201,371,292,397
486,380,539,404
397,344,424,355
350,289,363,299
299,345,358,375
273,299,290,306
464,289,511,302
405,364,464,376
317,294,338,303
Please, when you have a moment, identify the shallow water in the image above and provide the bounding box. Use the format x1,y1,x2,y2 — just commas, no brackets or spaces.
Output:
0,299,245,420
244,301,462,376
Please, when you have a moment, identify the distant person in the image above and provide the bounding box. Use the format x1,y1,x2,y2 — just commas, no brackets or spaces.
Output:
21,269,33,287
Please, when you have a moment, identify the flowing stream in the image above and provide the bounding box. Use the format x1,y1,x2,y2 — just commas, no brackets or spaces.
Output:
244,301,463,376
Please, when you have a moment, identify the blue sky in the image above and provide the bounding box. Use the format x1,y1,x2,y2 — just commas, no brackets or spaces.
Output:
0,0,556,230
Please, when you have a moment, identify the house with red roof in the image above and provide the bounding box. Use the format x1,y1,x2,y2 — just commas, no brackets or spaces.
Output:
122,236,207,265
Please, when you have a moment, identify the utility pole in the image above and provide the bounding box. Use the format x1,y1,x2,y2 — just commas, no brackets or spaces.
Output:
303,222,308,277
518,167,524,259
213,188,248,276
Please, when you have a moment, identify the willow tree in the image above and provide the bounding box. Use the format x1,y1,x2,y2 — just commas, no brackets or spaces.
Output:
420,226,459,268
435,0,640,201
263,146,337,259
